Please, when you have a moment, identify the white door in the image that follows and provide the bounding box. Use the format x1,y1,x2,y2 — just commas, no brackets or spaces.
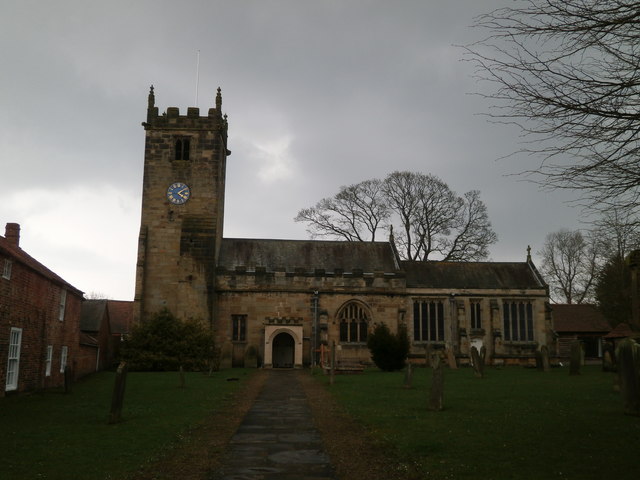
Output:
6,328,22,391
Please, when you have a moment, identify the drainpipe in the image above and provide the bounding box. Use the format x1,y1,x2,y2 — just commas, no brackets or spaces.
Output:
312,291,319,367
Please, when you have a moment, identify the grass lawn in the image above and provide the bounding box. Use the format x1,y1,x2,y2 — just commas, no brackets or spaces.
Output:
317,366,640,480
0,369,253,480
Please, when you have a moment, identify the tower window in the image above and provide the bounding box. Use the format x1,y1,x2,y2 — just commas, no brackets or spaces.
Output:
175,138,190,160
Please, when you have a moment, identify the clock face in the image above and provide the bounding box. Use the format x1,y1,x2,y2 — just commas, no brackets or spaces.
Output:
167,182,191,205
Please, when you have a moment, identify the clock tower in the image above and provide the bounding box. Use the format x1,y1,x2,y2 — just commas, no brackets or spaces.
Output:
134,86,230,327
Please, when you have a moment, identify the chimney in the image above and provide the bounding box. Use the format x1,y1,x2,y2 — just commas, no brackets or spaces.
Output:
5,223,20,247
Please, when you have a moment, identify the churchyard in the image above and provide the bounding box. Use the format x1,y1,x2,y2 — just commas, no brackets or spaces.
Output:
318,365,639,479
1,365,637,480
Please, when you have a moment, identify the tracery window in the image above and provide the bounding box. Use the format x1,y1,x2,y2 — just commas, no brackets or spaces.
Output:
338,302,370,343
413,299,445,342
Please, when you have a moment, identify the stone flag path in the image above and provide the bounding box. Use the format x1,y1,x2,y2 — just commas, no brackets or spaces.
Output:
210,370,336,480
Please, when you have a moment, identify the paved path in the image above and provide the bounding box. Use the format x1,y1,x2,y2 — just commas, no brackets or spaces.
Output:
210,370,336,480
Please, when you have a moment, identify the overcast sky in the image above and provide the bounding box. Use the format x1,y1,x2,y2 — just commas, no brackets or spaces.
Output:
1,1,586,300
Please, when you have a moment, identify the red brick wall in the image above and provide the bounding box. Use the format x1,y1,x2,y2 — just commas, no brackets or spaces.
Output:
0,252,82,396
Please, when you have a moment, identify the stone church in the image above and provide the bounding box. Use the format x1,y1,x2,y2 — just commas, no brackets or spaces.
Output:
134,87,553,368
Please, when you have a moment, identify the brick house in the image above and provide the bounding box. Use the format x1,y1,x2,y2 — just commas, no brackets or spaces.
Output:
0,223,83,396
133,87,554,369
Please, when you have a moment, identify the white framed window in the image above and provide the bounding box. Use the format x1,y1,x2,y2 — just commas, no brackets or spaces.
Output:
5,327,22,391
60,346,68,373
2,259,11,280
58,289,67,321
45,345,53,377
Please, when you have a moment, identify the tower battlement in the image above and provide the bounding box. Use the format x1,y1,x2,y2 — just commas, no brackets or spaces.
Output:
143,85,228,134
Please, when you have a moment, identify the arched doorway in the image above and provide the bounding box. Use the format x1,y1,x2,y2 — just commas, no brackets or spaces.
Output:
272,332,295,368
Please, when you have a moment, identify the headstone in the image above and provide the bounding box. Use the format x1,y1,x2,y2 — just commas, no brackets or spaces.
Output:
480,345,487,367
602,343,616,372
425,344,433,368
179,365,186,388
108,362,128,424
446,348,458,369
428,354,444,411
64,365,73,393
471,346,484,378
535,350,544,370
616,338,640,416
244,345,258,368
569,341,582,375
541,345,550,372
403,362,413,389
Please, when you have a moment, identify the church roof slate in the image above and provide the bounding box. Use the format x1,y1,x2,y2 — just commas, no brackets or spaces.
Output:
402,260,546,290
218,238,399,273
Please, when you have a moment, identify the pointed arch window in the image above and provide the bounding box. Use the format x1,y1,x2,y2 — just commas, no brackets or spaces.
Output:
175,138,190,160
338,302,370,343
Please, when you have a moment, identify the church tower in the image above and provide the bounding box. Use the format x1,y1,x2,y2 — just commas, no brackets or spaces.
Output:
134,86,230,327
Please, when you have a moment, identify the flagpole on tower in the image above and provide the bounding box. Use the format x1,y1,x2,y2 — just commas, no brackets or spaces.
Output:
195,49,201,107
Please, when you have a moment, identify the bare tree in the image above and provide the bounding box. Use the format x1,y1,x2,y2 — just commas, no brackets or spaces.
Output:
295,171,497,261
466,0,640,214
294,179,389,241
539,229,601,304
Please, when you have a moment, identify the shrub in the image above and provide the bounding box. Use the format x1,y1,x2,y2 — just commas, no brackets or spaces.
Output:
121,309,216,371
367,323,409,371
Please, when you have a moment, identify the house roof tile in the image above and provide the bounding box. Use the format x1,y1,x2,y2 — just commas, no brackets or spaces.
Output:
552,304,611,333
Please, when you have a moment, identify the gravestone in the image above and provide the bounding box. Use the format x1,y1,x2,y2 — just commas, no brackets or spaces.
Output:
179,365,186,388
471,346,484,378
480,345,487,366
108,362,128,425
616,338,640,416
446,348,457,369
541,345,550,372
569,341,582,375
403,362,413,389
535,350,544,370
428,354,444,411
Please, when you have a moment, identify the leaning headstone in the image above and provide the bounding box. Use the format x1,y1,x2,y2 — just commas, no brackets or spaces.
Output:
471,346,484,378
480,345,487,366
616,338,640,416
244,345,258,368
428,354,444,411
541,345,551,372
108,362,128,425
403,362,413,389
219,343,233,370
569,341,582,375
446,348,458,369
